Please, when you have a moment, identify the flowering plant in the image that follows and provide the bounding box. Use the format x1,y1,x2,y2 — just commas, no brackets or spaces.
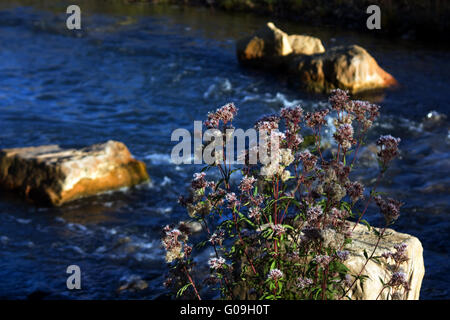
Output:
162,89,407,300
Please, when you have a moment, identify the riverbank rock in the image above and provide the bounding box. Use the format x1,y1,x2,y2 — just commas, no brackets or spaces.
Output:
236,23,396,94
289,45,397,93
0,140,149,206
235,222,424,300
344,222,424,300
236,22,325,67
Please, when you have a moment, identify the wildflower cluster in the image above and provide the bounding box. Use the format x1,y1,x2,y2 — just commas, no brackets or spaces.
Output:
163,90,404,300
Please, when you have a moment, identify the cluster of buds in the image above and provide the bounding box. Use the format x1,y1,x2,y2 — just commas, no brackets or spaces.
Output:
329,89,351,112
239,175,256,193
374,195,403,225
388,271,410,291
345,181,365,203
208,257,227,270
267,269,284,281
305,110,329,128
333,123,356,151
352,100,380,130
296,277,313,289
162,226,188,263
225,192,240,209
192,172,207,190
306,205,323,222
209,230,225,246
377,135,401,167
271,224,286,237
313,254,332,267
382,243,409,265
248,207,261,220
205,102,238,128
254,114,280,131
297,150,318,173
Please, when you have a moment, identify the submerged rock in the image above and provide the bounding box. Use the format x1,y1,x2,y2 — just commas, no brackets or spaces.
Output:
236,23,396,94
0,140,149,206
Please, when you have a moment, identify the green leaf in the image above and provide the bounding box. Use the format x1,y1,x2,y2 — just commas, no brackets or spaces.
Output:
363,249,369,260
176,283,192,297
361,219,371,231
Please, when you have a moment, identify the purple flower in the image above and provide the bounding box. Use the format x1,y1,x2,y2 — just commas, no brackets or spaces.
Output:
225,192,240,208
374,196,403,224
307,205,323,222
267,269,284,281
345,181,364,203
336,250,350,261
239,175,257,193
296,277,313,289
191,172,207,189
209,231,225,246
297,150,318,172
208,257,227,270
313,255,332,266
376,135,401,166
333,123,355,151
329,89,350,111
305,110,329,128
388,271,409,290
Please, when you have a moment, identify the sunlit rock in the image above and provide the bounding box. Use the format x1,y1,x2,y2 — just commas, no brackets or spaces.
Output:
289,45,397,93
236,23,397,94
343,222,424,300
0,140,149,206
235,222,424,300
288,34,325,55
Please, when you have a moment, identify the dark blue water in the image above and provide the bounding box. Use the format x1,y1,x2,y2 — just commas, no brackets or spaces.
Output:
0,2,449,299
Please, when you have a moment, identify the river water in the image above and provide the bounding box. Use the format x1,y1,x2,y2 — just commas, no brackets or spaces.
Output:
0,2,448,299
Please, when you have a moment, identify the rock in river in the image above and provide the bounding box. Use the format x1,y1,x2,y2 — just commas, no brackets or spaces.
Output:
288,45,398,93
0,140,150,206
237,22,325,68
236,23,396,94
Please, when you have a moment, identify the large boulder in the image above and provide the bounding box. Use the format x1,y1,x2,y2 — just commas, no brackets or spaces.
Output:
236,22,325,67
0,140,150,206
288,34,325,55
234,222,424,300
345,222,424,300
236,23,397,94
289,45,398,93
